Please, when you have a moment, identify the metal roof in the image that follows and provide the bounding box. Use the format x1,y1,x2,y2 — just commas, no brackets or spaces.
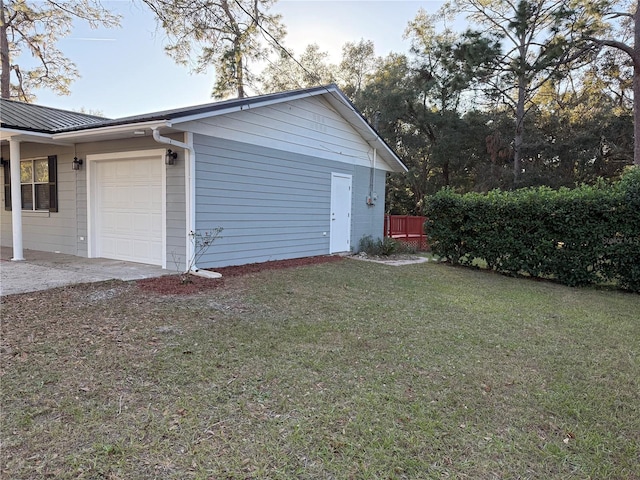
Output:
0,98,108,133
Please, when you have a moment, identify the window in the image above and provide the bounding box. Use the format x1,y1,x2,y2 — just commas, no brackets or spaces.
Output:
3,155,58,212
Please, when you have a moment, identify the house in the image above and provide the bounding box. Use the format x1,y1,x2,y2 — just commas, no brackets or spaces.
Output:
0,84,407,271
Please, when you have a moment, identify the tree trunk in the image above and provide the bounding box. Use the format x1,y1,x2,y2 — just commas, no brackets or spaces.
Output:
634,66,640,167
634,2,640,166
235,41,245,98
0,0,11,99
514,75,527,186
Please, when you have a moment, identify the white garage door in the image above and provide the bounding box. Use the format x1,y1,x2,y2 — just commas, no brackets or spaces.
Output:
93,155,164,265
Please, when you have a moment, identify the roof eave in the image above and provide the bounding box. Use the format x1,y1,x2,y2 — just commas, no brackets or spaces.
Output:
52,120,172,142
321,89,408,173
168,85,337,125
0,127,74,146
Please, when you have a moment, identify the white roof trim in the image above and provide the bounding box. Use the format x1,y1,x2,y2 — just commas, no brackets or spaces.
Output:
0,127,73,146
52,120,171,141
322,90,407,173
168,88,341,125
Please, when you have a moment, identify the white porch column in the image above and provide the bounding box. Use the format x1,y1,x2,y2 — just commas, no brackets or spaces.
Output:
9,138,24,261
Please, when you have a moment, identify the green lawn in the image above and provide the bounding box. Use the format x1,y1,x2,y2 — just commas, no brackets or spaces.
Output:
1,258,639,479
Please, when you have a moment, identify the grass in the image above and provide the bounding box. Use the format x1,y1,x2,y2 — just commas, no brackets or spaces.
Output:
1,259,639,479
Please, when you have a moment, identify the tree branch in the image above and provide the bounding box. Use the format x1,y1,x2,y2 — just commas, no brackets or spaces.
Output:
588,37,635,61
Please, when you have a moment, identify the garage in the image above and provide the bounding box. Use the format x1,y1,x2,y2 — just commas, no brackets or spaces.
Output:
88,150,165,266
2,85,407,270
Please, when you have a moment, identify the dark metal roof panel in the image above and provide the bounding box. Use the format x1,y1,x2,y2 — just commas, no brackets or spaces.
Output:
0,98,108,133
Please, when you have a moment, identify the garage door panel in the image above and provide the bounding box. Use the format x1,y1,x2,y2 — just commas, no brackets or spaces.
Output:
101,238,116,257
133,187,152,206
116,239,133,257
94,155,164,266
131,214,152,235
133,240,162,259
151,214,162,233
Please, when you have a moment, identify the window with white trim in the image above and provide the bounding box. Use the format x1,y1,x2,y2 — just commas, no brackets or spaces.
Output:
3,155,58,212
21,158,50,210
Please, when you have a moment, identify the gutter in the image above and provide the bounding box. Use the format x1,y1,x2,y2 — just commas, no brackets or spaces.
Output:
151,127,221,279
53,120,170,140
0,128,73,146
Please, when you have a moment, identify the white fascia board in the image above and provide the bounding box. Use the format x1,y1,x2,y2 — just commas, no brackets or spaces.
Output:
168,88,340,126
168,105,260,125
323,93,408,173
52,120,171,141
0,127,73,146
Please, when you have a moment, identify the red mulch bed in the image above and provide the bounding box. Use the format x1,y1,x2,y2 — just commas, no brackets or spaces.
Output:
136,255,344,295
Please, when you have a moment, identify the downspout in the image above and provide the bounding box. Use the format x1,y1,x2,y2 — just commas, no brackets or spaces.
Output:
369,111,380,208
370,147,377,238
151,128,221,279
372,147,376,202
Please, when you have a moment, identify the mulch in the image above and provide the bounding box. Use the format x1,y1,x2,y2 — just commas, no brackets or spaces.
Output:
136,255,344,295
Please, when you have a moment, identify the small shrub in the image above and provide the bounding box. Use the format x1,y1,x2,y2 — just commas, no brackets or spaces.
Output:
359,235,404,256
359,235,380,255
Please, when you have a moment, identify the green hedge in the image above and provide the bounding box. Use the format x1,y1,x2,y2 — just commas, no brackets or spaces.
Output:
424,168,640,291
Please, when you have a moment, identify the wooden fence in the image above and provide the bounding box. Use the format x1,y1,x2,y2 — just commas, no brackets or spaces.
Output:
384,215,429,251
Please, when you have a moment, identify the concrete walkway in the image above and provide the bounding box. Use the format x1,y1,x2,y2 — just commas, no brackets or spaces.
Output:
0,247,167,296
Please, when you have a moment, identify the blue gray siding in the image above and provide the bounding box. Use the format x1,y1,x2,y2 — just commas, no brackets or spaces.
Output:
165,154,186,270
351,164,387,247
193,135,387,268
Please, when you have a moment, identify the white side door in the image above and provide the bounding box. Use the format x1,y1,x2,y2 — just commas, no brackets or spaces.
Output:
330,173,352,253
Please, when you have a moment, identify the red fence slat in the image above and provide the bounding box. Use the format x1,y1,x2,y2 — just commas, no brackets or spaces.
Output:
383,215,429,251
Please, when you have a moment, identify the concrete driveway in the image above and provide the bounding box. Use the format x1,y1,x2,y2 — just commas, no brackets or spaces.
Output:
0,247,167,296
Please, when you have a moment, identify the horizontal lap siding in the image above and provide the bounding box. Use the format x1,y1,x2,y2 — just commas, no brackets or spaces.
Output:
352,165,387,246
194,136,352,268
181,96,380,170
1,136,187,264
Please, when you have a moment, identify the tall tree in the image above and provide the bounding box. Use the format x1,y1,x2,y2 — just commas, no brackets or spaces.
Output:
401,9,500,187
143,0,284,99
337,39,378,101
0,0,120,101
357,53,430,214
259,43,335,93
559,0,640,166
448,0,591,186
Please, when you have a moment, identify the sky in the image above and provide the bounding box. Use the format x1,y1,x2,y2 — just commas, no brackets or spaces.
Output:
29,1,449,118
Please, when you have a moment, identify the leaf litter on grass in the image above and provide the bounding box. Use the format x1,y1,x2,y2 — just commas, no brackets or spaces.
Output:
1,258,639,479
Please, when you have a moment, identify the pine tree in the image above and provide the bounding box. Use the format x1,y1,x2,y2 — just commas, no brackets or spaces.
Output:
0,0,120,101
143,0,284,99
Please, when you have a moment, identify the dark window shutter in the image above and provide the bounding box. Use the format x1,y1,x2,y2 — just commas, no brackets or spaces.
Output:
48,155,58,212
3,160,10,211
